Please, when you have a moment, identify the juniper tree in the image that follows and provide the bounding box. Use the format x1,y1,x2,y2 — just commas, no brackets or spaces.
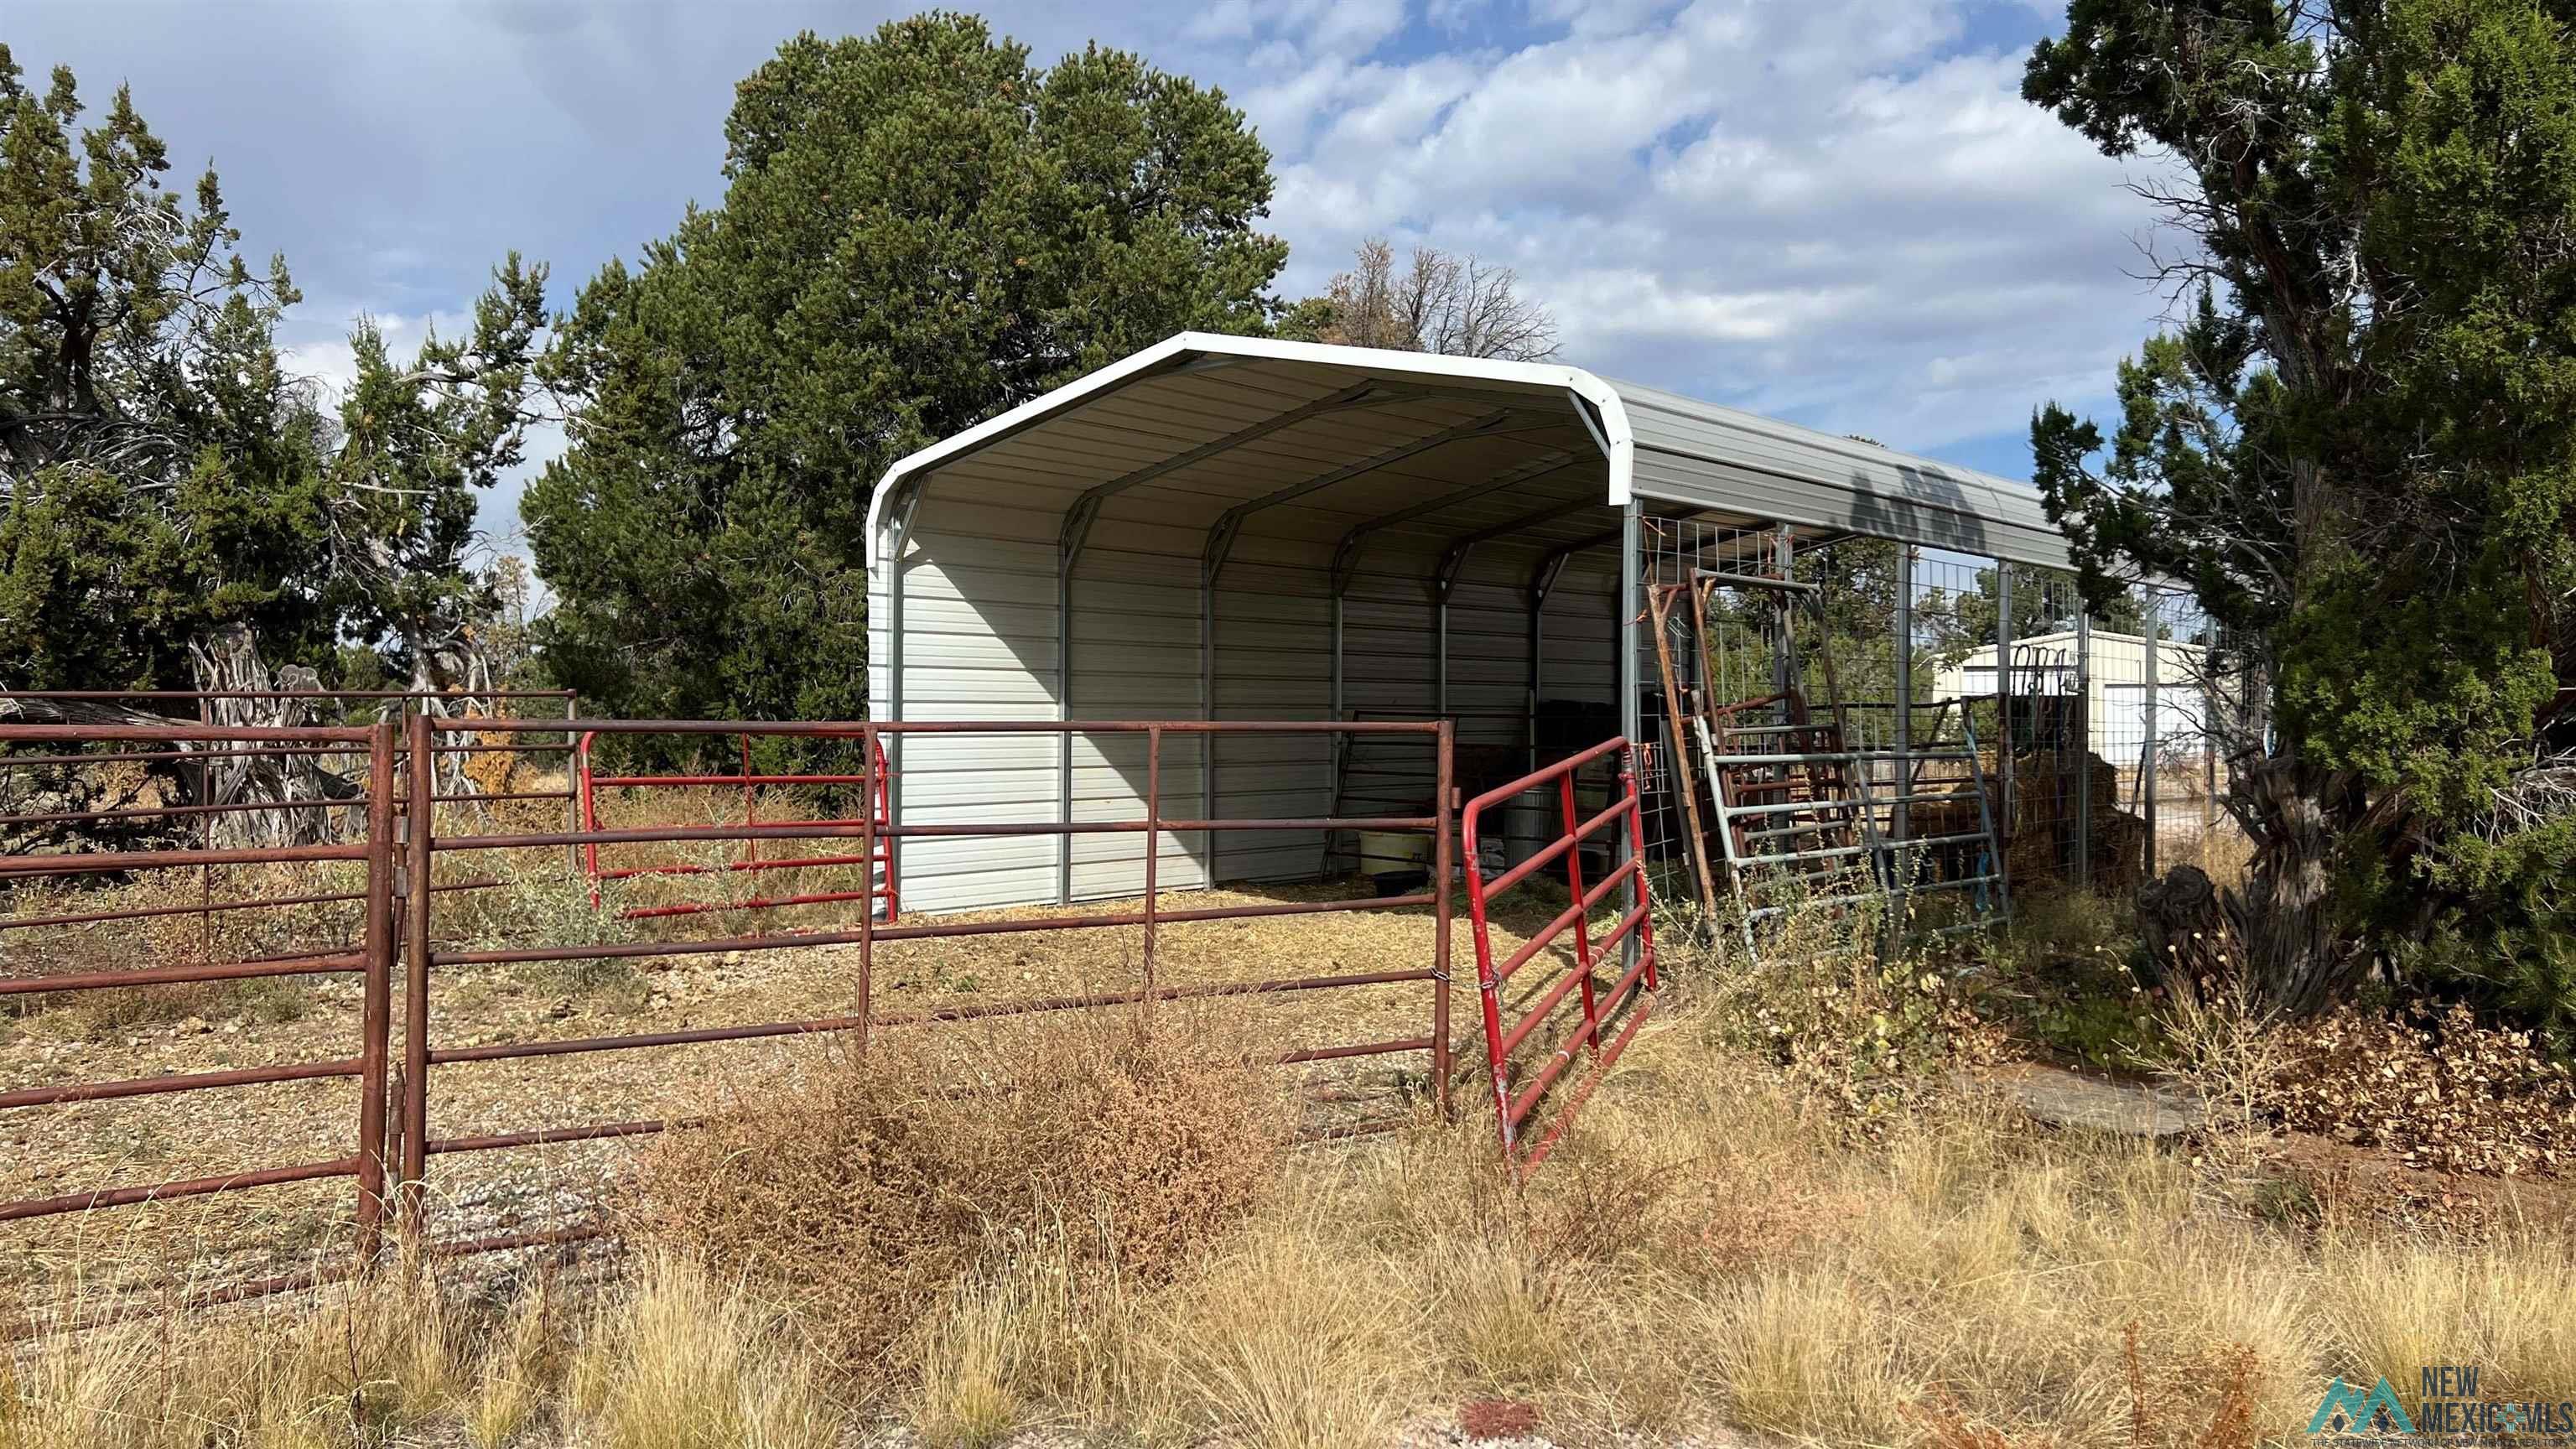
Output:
0,48,547,703
2027,0,2576,1025
524,14,1289,734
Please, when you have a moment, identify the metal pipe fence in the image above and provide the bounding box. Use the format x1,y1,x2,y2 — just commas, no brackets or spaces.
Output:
398,716,1459,1243
1459,735,1656,1177
576,728,897,922
0,722,399,1261
5,711,1710,1299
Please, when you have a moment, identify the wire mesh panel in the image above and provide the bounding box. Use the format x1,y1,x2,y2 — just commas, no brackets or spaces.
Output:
2131,586,2245,877
1628,521,2205,934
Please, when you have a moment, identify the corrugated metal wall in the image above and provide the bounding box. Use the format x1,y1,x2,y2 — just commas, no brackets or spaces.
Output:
872,483,1620,915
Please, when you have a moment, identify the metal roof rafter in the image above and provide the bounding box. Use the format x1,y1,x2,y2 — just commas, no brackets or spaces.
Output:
1433,497,1605,600
1201,410,1544,589
1057,381,1385,564
1328,454,1594,597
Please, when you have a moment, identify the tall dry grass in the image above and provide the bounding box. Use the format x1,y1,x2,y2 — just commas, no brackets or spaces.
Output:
10,979,2576,1446
631,1005,1295,1375
0,1254,834,1449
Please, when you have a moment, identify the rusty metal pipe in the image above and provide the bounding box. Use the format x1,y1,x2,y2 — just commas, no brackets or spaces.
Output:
0,1057,365,1109
0,875,491,935
0,745,359,767
423,1119,676,1154
354,722,396,1260
1276,1035,1432,1064
0,1156,357,1222
434,717,1443,736
429,817,1436,853
0,725,371,743
427,967,1438,1068
400,710,432,1215
0,952,367,996
431,892,1438,969
0,797,375,828
0,689,571,702
0,842,370,875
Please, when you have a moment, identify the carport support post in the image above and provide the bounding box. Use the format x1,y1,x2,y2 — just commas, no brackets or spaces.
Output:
1329,589,1347,872
1200,564,1216,883
1617,501,1643,971
1618,503,1642,762
1893,545,1914,870
1436,589,1450,719
1525,575,1545,776
1057,537,1074,906
885,479,927,894
1432,719,1454,1118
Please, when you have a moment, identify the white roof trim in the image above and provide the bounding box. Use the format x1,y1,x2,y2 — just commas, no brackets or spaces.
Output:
862,330,2066,570
864,332,1633,572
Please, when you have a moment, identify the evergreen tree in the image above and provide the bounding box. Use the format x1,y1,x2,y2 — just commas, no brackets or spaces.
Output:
0,49,328,688
2027,0,2576,1022
0,49,546,700
525,14,1289,731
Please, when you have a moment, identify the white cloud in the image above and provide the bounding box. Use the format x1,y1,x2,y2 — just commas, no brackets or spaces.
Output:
10,0,2165,549
1249,0,2162,454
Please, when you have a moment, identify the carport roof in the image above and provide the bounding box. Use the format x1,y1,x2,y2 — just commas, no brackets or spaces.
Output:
864,332,2071,574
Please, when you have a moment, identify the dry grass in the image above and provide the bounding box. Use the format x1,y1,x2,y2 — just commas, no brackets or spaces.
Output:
0,1254,831,1449
13,1003,2576,1446
631,1005,1295,1373
562,1254,838,1449
13,902,2576,1446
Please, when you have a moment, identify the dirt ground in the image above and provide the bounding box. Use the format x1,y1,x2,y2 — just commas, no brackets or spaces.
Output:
0,867,1603,1317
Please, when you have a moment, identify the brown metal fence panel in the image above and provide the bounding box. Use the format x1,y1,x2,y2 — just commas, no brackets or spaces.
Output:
0,721,399,1260
387,717,1458,1246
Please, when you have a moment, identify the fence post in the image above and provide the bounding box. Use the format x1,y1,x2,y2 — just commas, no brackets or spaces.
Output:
197,694,214,965
1431,719,1453,1118
353,720,397,1264
564,693,579,875
2142,610,2159,882
1996,564,2015,847
859,723,877,1057
400,710,434,1227
1893,545,1914,875
2075,609,2093,888
1144,726,1161,1001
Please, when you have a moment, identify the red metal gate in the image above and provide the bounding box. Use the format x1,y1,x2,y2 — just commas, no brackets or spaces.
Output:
575,728,897,922
1458,735,1659,1176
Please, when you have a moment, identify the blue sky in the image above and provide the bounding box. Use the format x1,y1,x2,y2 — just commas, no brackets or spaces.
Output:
9,0,2166,568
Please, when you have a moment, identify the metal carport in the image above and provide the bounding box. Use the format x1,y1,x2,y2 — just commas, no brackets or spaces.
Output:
864,332,2071,915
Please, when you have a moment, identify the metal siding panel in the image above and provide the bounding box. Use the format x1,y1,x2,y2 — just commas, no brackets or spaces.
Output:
1621,386,2070,569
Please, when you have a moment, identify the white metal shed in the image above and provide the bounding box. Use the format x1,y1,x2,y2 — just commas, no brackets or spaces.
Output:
865,333,2070,914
